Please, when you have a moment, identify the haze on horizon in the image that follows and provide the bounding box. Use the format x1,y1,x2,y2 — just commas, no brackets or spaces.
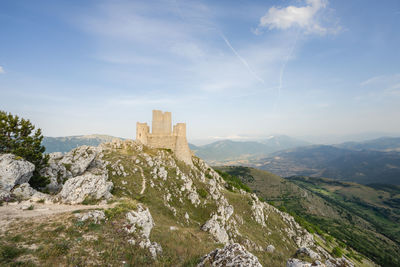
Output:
1,0,399,144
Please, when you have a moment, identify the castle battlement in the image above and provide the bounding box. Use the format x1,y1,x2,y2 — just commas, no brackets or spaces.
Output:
136,110,192,165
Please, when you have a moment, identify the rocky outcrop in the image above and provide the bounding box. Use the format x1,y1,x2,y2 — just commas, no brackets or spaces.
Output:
296,247,321,260
198,243,262,267
75,210,105,224
125,204,162,259
40,146,103,192
287,258,316,267
201,202,234,245
0,154,35,194
58,173,112,204
12,183,49,202
287,256,354,267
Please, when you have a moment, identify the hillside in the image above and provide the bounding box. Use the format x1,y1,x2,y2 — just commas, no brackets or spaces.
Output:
0,140,362,266
190,135,309,165
337,137,400,152
214,166,400,266
253,145,400,185
43,135,124,153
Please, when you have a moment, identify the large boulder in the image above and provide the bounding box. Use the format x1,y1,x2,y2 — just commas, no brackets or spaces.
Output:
41,146,102,192
198,243,262,267
12,183,50,201
58,173,112,204
0,154,35,193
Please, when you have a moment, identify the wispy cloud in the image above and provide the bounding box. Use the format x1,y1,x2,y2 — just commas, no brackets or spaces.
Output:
0,66,4,74
255,0,339,35
221,34,265,84
360,73,400,97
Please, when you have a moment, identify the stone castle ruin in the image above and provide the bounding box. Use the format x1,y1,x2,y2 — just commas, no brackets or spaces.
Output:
136,110,193,165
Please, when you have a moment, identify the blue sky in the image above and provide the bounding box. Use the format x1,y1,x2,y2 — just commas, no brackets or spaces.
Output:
1,0,399,144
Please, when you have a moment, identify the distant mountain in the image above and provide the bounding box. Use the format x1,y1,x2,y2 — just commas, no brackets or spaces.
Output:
190,135,310,164
43,134,124,153
336,137,400,152
253,144,400,184
214,166,400,266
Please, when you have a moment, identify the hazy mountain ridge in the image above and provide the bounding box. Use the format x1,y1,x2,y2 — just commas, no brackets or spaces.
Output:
336,137,400,152
43,134,125,153
214,166,400,266
190,135,310,164
254,144,400,185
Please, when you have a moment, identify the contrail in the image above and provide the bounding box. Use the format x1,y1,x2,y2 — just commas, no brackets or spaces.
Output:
274,30,300,113
221,34,265,84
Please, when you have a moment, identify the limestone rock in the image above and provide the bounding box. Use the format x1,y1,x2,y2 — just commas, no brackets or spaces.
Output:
125,205,154,238
266,244,275,253
58,173,113,204
125,205,162,259
325,257,354,267
75,210,105,224
41,146,103,192
198,243,262,267
59,146,100,176
296,247,321,260
0,154,35,192
286,258,313,267
12,183,49,201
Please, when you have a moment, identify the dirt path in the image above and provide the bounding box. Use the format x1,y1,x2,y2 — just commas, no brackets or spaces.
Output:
138,166,146,194
0,200,112,232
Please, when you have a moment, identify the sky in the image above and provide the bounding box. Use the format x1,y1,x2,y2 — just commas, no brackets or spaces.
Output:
1,0,400,144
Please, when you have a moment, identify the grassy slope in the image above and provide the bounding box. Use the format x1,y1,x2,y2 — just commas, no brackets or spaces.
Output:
1,143,331,267
215,166,399,267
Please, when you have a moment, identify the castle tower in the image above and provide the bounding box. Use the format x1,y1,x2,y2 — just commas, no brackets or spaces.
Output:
152,110,172,135
136,122,149,145
136,110,193,165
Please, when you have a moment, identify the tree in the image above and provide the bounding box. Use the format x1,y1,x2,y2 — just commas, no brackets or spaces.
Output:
0,110,49,189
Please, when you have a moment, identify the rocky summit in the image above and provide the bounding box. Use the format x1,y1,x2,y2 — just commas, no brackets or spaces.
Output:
0,140,365,266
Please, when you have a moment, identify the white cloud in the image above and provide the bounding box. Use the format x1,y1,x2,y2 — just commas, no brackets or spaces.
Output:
0,66,4,74
256,0,333,35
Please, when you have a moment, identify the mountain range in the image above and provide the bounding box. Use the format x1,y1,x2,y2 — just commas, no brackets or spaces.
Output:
253,141,400,185
189,135,310,164
43,134,124,153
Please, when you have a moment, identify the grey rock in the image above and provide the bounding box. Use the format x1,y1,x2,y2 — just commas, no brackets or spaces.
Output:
12,183,49,201
58,173,113,204
125,205,162,259
266,244,275,253
297,247,321,260
125,204,154,238
198,243,262,267
286,258,312,267
75,210,105,224
0,154,35,192
41,146,102,192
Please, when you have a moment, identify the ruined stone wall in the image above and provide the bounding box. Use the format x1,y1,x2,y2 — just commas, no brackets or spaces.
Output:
147,135,176,151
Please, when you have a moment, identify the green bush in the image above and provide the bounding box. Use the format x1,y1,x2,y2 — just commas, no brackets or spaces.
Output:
215,170,251,192
332,246,343,257
0,110,49,189
197,188,208,198
0,245,25,261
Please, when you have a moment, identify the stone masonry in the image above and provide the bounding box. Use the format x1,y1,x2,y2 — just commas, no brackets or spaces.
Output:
136,110,193,165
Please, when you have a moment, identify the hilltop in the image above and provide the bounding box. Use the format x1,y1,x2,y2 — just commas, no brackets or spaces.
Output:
0,140,362,266
214,166,400,266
